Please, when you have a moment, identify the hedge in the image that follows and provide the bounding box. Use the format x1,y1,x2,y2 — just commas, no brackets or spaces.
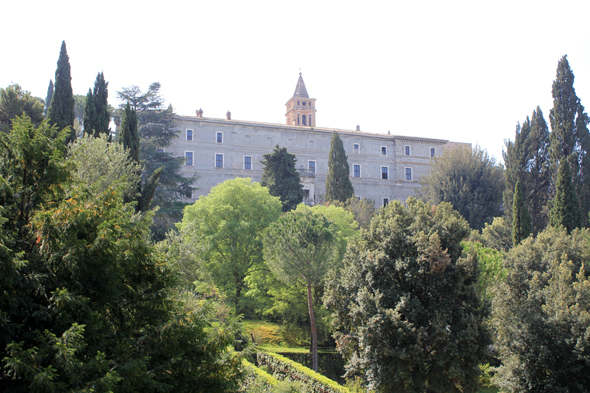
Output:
257,352,350,393
239,359,279,392
276,352,346,385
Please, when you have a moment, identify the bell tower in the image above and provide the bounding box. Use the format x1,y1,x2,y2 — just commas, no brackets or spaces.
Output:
285,73,316,127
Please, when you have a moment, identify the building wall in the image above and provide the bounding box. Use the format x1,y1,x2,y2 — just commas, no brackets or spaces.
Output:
169,116,470,207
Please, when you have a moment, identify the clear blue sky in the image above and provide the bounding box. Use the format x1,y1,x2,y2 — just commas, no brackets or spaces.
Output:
2,0,589,162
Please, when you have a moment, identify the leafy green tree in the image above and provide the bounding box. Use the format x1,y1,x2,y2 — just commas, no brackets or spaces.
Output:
44,79,54,115
0,84,45,133
325,198,490,392
462,241,506,303
549,55,590,226
0,117,244,392
503,108,551,234
179,178,282,314
549,159,581,233
512,181,532,245
117,83,195,239
263,208,340,372
260,145,304,212
325,131,354,202
480,216,512,252
84,72,111,137
492,226,590,392
421,145,504,231
47,41,75,144
332,196,376,230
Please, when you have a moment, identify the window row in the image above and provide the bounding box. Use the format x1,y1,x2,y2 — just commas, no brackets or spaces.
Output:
186,130,224,143
352,143,436,158
185,152,317,173
351,164,412,181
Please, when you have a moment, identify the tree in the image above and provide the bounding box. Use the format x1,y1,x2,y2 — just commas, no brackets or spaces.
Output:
325,198,489,392
492,226,590,392
0,117,245,392
260,145,304,212
47,41,75,144
480,216,512,252
0,84,45,133
44,79,53,115
325,131,354,202
503,108,551,234
84,72,111,137
549,55,590,226
331,196,376,230
512,181,532,245
119,103,140,163
549,159,581,233
178,178,282,313
263,208,340,372
117,83,195,239
421,145,504,231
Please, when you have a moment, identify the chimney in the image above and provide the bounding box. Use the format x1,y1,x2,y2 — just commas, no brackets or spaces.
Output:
356,125,360,131
196,108,203,118
226,111,231,120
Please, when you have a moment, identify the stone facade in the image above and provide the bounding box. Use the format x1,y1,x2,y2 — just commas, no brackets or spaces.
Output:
168,75,470,207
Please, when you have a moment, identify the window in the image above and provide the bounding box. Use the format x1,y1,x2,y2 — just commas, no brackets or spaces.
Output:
156,148,164,153
245,135,251,145
353,143,359,154
244,156,252,170
308,160,316,174
383,198,389,207
405,145,411,156
297,114,300,125
381,146,387,155
303,101,306,106
215,153,224,168
309,140,315,150
186,129,193,141
267,137,273,146
405,167,412,181
353,164,361,177
302,115,307,125
381,166,389,180
288,138,294,148
309,114,312,125
216,132,223,143
185,151,193,166
430,148,435,157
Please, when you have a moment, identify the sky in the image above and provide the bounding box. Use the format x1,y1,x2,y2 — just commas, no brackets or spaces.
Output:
2,0,589,162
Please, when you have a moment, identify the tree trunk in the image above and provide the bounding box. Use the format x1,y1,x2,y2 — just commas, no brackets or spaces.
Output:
307,281,318,372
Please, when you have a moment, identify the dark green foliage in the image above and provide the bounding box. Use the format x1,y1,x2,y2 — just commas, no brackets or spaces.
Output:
549,55,590,226
44,79,54,115
119,103,140,163
512,181,532,245
331,195,376,230
480,217,512,252
325,131,354,202
503,108,551,234
325,198,490,392
261,145,304,212
47,41,75,144
117,83,195,239
84,72,111,137
0,117,244,392
549,160,581,233
492,227,590,392
421,146,504,231
0,84,45,133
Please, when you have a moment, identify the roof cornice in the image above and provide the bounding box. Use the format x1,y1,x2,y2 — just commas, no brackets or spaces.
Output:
175,115,450,144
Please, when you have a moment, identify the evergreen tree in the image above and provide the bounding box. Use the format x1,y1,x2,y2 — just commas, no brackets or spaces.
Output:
503,108,551,234
260,145,304,212
119,103,139,163
117,83,195,239
549,160,581,233
0,84,45,133
47,41,75,143
44,79,53,115
549,55,590,226
512,181,532,245
84,72,110,137
325,131,354,202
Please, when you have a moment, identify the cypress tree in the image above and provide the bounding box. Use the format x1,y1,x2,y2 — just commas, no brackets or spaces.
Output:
47,41,75,143
83,88,96,136
119,102,139,163
549,161,581,233
325,131,354,202
84,72,110,137
44,79,53,115
512,181,532,245
549,55,590,226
